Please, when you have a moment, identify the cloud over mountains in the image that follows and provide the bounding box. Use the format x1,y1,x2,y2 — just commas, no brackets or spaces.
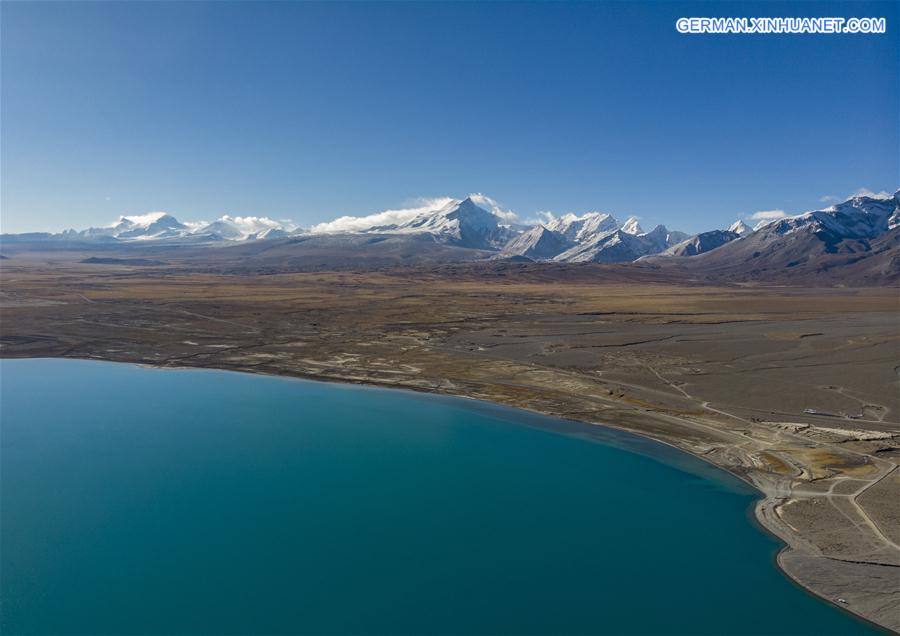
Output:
311,197,457,234
749,209,787,222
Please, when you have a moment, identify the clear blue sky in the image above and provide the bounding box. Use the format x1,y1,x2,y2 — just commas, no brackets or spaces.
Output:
2,1,897,234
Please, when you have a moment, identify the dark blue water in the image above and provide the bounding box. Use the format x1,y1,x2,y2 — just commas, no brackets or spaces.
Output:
0,359,876,635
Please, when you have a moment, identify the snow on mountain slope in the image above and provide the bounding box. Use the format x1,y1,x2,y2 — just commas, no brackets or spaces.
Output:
310,198,456,234
256,227,292,240
661,230,740,257
554,229,648,263
397,197,515,249
196,216,297,241
532,210,687,262
545,212,619,242
73,213,299,242
641,225,689,251
313,197,513,249
80,212,188,240
195,219,245,240
499,225,572,260
13,190,893,280
620,217,644,235
728,220,753,236
652,190,900,281
552,222,687,263
754,190,898,239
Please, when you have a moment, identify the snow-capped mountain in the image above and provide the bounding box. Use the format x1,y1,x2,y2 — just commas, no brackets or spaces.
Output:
753,191,897,240
306,198,685,261
0,194,685,261
640,225,690,252
728,220,753,237
552,224,686,263
554,229,646,263
303,198,689,261
79,212,191,240
311,197,514,250
643,190,900,283
118,213,189,240
661,229,740,257
4,190,896,280
195,216,299,241
195,219,246,241
621,217,644,235
68,213,300,243
500,226,572,260
256,227,291,240
392,197,513,249
545,212,618,242
649,191,899,264
512,211,687,263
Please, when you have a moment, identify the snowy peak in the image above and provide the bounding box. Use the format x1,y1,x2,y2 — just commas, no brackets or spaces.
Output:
74,212,298,242
663,230,740,257
11,189,894,274
639,225,672,251
756,191,899,240
323,196,510,249
93,212,189,240
621,217,644,235
436,198,510,249
545,220,690,264
546,212,619,242
728,220,753,236
118,211,176,228
440,197,499,231
257,227,291,240
554,229,646,263
196,215,296,241
500,225,572,260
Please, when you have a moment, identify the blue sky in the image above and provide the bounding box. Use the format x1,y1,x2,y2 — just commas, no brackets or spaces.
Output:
2,1,897,234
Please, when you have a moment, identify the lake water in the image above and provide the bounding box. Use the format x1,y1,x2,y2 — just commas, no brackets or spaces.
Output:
0,359,876,635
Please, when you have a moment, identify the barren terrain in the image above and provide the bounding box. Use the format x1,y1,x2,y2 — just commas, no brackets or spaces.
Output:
1,252,898,631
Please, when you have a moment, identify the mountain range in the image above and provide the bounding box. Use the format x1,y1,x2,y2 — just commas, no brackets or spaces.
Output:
0,197,689,263
5,212,300,244
3,190,898,282
642,190,900,284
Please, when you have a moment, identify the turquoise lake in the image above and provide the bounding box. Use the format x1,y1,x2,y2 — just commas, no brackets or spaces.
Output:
0,358,877,635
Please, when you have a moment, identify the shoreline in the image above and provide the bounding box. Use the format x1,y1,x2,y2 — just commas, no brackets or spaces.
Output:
3,353,894,634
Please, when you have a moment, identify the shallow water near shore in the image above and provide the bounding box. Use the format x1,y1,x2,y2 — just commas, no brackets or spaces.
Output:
0,358,877,635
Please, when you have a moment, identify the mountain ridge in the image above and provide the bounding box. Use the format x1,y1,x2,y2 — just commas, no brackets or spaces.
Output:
3,190,898,281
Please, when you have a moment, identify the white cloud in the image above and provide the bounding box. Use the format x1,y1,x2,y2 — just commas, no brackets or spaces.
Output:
468,193,518,222
219,215,292,234
818,189,894,205
851,188,892,200
521,211,556,226
113,211,171,227
310,197,455,233
748,209,787,222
